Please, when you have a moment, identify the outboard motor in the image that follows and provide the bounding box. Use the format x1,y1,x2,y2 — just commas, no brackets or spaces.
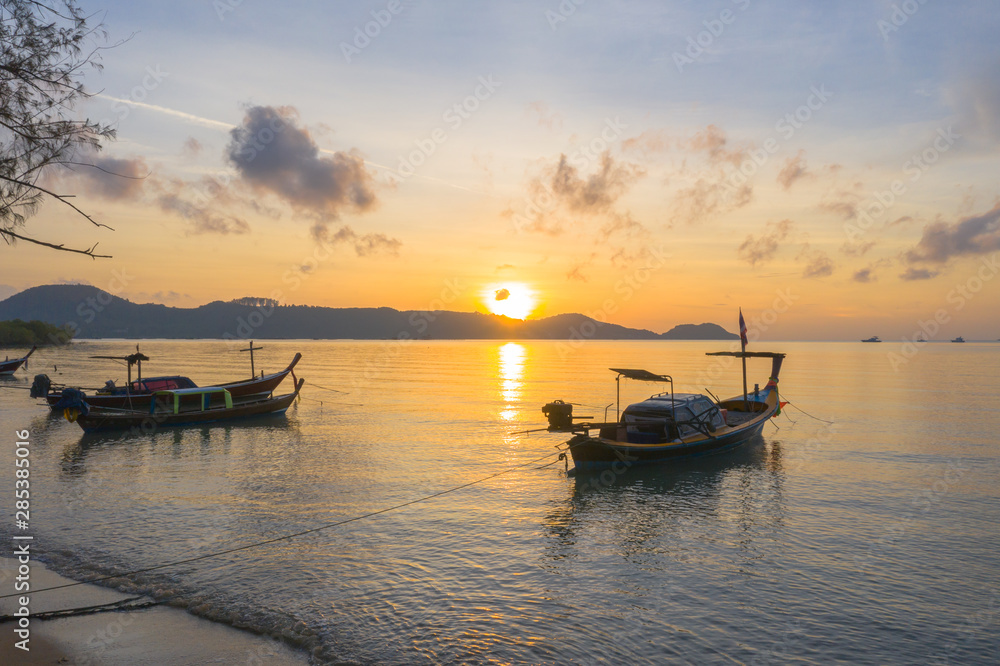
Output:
52,388,90,422
29,374,51,399
542,400,574,430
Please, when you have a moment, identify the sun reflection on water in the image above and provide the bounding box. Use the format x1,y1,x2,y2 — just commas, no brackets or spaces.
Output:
497,342,525,422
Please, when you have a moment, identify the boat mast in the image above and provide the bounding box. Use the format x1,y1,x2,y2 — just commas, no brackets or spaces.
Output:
739,308,748,411
240,340,264,377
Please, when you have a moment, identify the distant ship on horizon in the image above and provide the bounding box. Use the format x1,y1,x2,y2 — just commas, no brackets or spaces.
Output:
861,336,882,343
952,336,966,343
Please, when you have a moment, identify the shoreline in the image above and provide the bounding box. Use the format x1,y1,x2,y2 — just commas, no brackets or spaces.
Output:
0,557,310,665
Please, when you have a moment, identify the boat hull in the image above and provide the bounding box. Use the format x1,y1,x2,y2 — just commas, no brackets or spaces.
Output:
73,382,303,434
0,346,35,376
566,389,777,473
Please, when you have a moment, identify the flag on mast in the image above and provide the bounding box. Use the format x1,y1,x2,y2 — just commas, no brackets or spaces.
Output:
739,309,748,348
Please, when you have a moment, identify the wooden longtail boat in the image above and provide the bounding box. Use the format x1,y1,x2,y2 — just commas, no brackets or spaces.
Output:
34,352,302,410
0,346,36,376
542,352,786,474
56,378,305,433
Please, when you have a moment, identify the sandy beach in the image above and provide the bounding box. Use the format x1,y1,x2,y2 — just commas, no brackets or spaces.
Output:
0,558,310,665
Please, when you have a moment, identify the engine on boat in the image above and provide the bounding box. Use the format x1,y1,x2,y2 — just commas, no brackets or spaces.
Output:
29,374,51,398
542,400,574,430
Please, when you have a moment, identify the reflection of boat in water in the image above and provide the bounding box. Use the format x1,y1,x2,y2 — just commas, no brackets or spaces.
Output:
542,351,786,474
951,336,965,343
542,437,786,564
860,336,881,343
0,345,35,376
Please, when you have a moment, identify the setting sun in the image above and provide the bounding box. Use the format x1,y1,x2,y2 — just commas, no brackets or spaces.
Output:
483,283,537,320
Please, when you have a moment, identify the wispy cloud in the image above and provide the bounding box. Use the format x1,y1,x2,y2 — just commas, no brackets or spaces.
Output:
314,225,401,257
852,267,875,283
62,154,149,201
738,219,794,267
905,203,1000,263
547,152,644,213
526,101,564,131
798,244,834,278
900,267,939,281
777,151,809,190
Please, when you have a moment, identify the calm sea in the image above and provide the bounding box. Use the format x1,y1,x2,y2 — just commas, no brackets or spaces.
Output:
1,340,998,664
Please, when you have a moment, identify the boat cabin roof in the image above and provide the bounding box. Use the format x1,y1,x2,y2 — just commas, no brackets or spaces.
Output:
131,376,197,391
151,386,233,414
610,368,672,382
641,392,705,404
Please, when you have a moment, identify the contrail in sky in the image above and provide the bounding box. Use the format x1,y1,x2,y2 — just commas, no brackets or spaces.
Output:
95,94,234,130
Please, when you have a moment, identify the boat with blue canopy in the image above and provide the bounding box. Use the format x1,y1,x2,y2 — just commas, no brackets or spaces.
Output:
541,351,786,474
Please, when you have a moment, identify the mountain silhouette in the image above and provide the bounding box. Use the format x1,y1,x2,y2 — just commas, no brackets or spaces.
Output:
0,285,738,341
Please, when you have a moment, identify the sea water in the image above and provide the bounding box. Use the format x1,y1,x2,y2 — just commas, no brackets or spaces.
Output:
0,340,997,664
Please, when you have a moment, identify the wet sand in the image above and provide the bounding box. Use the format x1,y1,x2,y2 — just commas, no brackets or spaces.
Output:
0,558,310,665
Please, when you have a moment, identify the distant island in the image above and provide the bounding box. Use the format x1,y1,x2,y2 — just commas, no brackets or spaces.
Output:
0,285,739,342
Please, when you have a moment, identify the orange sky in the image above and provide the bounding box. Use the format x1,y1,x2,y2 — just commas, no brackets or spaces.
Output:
2,2,999,341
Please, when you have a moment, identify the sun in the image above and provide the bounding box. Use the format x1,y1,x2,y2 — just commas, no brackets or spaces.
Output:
483,283,537,320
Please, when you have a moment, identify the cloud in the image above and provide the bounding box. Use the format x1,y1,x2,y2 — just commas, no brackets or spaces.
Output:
852,268,875,283
516,215,564,236
737,219,794,267
153,177,250,235
526,102,563,131
820,200,858,220
547,151,644,213
777,151,810,190
182,137,203,157
566,263,590,282
158,192,250,235
900,267,939,281
682,125,748,166
566,253,597,282
496,264,515,272
818,179,866,221
798,246,834,278
495,288,510,301
151,290,191,303
840,240,875,257
621,129,672,157
226,105,378,232
904,203,1000,263
60,153,149,201
672,177,752,225
599,211,647,240
314,224,401,257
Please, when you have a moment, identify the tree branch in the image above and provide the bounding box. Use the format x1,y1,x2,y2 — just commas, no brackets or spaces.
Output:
0,227,110,258
0,173,115,230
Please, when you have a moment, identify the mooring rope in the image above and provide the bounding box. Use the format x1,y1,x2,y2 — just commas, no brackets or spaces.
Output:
0,447,564,600
0,596,160,622
780,394,835,424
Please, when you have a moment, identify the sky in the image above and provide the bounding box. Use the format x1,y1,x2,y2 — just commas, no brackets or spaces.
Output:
2,0,999,341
